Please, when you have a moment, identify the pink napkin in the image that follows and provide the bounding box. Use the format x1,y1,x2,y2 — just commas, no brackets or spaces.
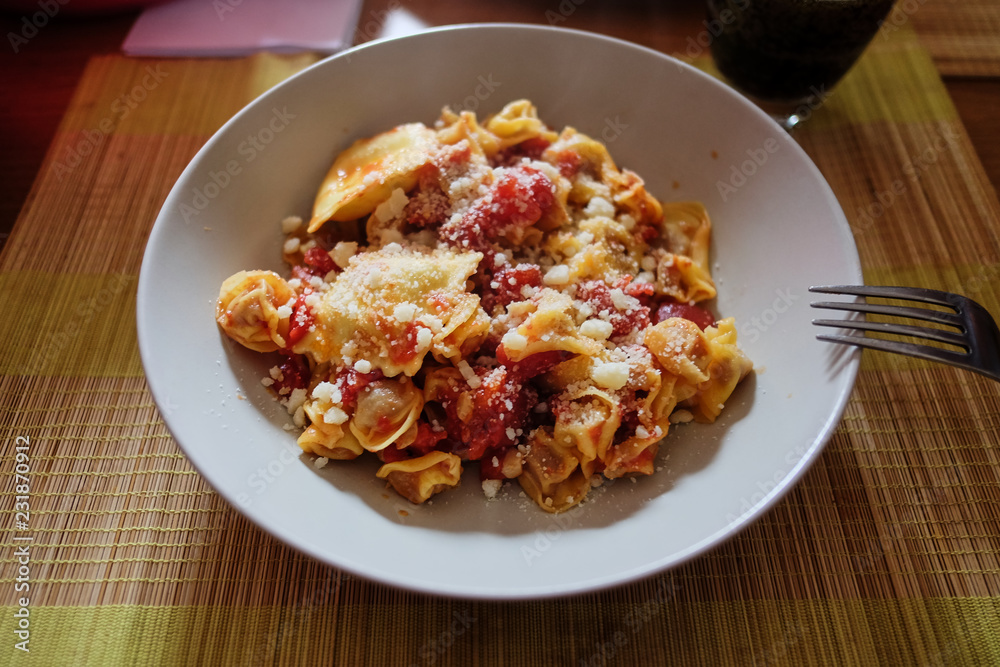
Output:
122,0,363,57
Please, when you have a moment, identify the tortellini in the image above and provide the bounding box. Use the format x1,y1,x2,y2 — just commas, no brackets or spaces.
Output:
216,100,752,512
216,270,294,352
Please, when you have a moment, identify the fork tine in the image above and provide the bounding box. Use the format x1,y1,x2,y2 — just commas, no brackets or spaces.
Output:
809,285,961,309
811,286,1000,383
812,318,969,348
810,301,964,327
814,333,973,368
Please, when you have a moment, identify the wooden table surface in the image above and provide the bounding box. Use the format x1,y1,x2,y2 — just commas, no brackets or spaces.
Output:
1,0,998,253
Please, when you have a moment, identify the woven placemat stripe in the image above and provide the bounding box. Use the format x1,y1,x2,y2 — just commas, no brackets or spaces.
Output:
2,371,997,606
0,273,140,377
0,598,996,665
909,0,1000,76
52,53,321,137
0,53,319,279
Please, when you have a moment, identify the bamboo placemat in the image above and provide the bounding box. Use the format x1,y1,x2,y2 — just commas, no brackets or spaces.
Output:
2,25,1000,666
909,0,1000,76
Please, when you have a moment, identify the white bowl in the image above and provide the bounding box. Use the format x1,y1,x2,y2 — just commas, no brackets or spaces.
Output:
137,24,860,599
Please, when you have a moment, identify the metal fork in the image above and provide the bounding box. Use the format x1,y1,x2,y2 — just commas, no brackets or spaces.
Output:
809,285,1000,382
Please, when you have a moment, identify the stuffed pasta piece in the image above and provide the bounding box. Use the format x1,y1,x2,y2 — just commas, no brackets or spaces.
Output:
216,100,752,512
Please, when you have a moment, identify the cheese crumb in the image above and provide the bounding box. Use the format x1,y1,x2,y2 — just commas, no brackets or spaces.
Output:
580,319,614,340
591,362,630,390
313,456,329,469
670,409,694,424
543,264,570,286
312,381,342,405
283,237,301,254
393,302,417,323
584,196,615,218
501,330,528,352
281,215,303,234
323,406,349,425
636,425,650,439
415,327,433,351
482,479,502,500
285,387,308,414
457,360,481,389
331,241,358,269
610,288,632,311
374,187,409,222
354,359,372,374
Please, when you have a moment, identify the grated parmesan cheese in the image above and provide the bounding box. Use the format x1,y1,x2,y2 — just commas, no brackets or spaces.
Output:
670,409,694,424
482,479,502,500
331,241,358,269
285,387,308,414
415,327,433,351
584,196,615,218
501,330,528,352
457,360,481,388
374,187,410,222
281,215,303,234
323,406,349,425
393,302,417,323
543,264,570,286
580,319,614,340
591,361,630,390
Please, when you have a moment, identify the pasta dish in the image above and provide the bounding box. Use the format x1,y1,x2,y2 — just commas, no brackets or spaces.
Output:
216,100,752,513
